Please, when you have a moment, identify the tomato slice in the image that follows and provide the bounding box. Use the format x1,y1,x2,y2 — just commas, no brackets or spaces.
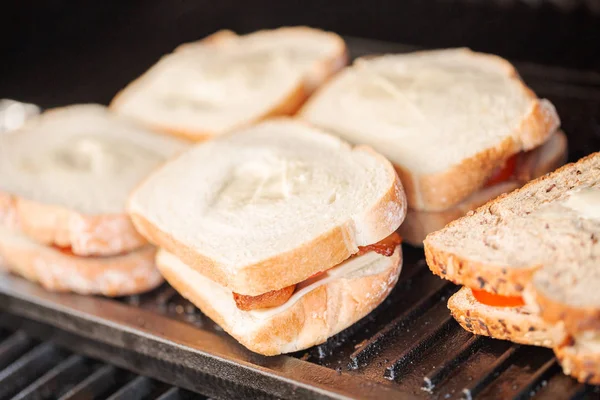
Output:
485,154,518,187
471,289,525,307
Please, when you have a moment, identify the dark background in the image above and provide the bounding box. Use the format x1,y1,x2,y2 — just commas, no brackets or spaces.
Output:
1,0,599,107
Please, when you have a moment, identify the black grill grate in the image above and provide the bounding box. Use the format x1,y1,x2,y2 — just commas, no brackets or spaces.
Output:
0,327,208,400
1,38,600,399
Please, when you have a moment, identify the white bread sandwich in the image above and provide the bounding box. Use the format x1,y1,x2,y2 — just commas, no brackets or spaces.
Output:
129,119,407,355
111,27,347,141
299,48,566,245
424,152,600,384
0,104,187,295
0,226,161,296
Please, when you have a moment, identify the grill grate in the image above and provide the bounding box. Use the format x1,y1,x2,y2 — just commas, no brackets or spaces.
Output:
1,38,600,399
0,327,208,400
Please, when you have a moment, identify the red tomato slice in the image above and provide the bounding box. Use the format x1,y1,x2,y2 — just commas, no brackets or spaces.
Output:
472,289,525,307
486,154,518,187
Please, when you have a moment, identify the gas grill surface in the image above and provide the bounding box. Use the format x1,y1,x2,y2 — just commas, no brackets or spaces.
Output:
1,38,600,400
0,325,207,399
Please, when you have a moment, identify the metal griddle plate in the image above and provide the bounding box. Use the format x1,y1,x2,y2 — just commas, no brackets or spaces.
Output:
1,38,600,400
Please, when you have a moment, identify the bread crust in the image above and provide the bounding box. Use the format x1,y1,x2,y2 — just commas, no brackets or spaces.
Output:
402,130,567,246
0,235,162,296
129,142,406,296
412,97,559,211
535,289,600,335
400,181,520,246
448,287,564,347
0,192,146,257
425,241,539,297
554,342,600,384
156,246,402,355
110,27,348,141
424,153,600,297
301,48,560,212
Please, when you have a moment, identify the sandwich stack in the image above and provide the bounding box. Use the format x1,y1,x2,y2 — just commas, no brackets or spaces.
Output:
111,27,347,141
0,104,187,296
299,48,567,245
425,152,600,384
128,119,408,355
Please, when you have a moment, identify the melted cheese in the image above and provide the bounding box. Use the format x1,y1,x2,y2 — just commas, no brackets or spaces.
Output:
248,248,398,318
158,246,400,321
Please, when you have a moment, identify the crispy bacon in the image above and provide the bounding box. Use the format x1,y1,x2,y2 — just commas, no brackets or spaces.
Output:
232,232,402,311
356,232,402,257
233,284,296,311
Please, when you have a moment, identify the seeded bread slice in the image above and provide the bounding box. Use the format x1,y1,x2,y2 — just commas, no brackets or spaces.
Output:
554,335,600,384
425,152,600,298
533,259,600,335
448,287,565,347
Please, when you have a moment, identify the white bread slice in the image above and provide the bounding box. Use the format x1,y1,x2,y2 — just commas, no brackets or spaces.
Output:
156,246,402,355
111,27,347,141
299,48,560,211
0,226,162,296
129,119,406,296
448,287,565,347
425,152,600,298
401,130,567,245
0,104,187,256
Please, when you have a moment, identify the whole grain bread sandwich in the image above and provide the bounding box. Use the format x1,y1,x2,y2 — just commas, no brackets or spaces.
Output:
424,152,600,384
299,48,567,245
0,104,187,295
128,118,407,355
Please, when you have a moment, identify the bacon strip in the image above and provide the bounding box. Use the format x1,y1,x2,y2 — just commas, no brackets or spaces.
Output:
233,285,296,311
485,154,519,187
356,232,402,256
232,232,402,311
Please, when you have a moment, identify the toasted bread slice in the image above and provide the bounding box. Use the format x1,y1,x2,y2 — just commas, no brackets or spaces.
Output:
425,152,599,297
555,334,600,384
129,119,406,295
448,287,565,347
532,259,600,335
401,130,567,246
111,27,347,141
300,48,560,211
0,227,161,296
156,246,402,355
0,104,187,256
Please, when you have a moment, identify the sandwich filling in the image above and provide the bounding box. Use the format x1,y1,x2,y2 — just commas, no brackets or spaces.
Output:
232,232,401,311
471,289,525,308
484,130,566,189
